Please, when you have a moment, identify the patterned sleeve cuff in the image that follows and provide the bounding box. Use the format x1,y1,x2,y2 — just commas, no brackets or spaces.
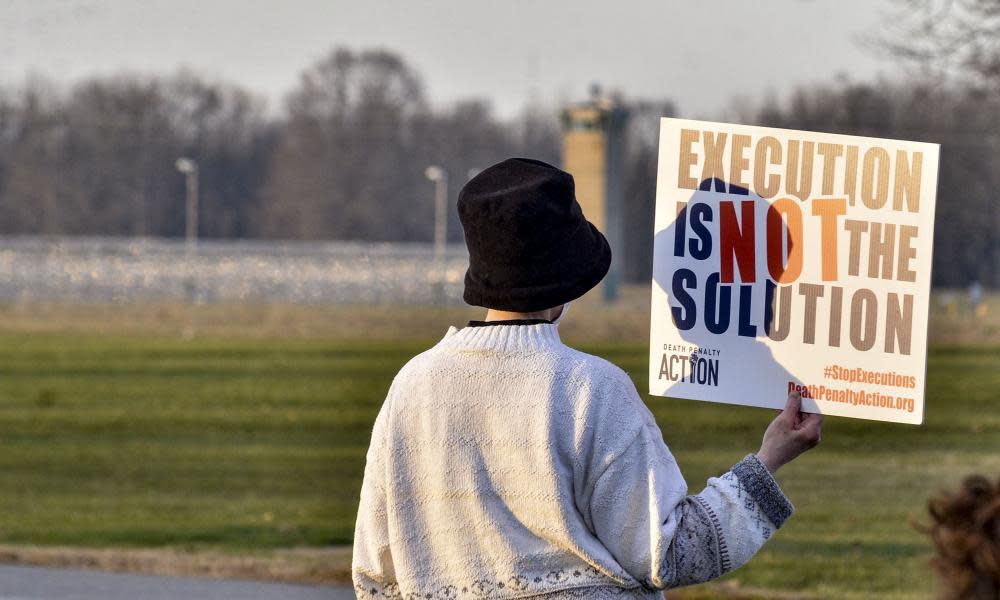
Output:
731,454,794,528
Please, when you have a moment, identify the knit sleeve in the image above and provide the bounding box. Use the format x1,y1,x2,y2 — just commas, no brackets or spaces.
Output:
583,419,793,591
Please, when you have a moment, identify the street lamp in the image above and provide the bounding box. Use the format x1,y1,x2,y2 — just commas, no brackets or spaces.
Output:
425,165,449,301
175,157,199,256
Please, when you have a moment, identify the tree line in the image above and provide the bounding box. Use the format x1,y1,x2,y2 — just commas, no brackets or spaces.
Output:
0,43,997,287
0,49,559,244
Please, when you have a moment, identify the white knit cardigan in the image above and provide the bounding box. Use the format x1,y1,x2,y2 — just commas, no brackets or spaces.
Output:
353,323,793,599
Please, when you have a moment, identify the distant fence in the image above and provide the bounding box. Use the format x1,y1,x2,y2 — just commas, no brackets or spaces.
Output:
0,236,469,304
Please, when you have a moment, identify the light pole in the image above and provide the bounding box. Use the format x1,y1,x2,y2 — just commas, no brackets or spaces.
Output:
175,157,199,257
425,165,448,302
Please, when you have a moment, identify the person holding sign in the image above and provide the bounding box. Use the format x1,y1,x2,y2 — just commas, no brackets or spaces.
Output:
352,158,822,599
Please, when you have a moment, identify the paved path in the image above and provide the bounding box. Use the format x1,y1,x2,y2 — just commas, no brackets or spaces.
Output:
0,565,356,599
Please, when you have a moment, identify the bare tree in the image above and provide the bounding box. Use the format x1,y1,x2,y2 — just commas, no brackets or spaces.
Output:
621,100,675,282
0,78,73,234
163,71,275,238
749,78,1000,288
0,71,271,238
258,48,427,241
875,0,1000,86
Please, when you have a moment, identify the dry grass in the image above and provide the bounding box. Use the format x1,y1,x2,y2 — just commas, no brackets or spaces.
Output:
0,544,350,585
0,544,812,598
1,286,996,346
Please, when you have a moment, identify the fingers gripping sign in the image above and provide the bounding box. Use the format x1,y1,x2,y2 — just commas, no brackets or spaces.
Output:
757,391,824,473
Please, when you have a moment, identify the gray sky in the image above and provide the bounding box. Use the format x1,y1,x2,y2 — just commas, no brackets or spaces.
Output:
0,0,897,119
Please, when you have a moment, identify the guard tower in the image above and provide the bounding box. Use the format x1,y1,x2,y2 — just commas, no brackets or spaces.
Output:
561,88,628,302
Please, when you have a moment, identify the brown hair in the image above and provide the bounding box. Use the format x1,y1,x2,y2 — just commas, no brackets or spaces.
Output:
922,475,1000,599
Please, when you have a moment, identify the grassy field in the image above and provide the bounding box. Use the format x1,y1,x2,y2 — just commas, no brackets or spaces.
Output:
0,293,998,598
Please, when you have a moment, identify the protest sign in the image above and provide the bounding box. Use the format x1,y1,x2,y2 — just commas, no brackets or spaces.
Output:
649,118,939,424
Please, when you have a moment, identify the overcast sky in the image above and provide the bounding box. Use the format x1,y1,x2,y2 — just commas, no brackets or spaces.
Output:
0,0,899,119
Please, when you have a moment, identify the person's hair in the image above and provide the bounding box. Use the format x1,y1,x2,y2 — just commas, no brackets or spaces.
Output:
922,474,1000,599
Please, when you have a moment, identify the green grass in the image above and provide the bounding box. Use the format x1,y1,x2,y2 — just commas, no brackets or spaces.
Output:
0,334,420,549
0,333,997,598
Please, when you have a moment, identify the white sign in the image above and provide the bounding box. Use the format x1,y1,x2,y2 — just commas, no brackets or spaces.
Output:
649,118,939,424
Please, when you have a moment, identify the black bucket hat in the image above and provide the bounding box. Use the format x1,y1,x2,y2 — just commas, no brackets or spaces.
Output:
457,157,611,312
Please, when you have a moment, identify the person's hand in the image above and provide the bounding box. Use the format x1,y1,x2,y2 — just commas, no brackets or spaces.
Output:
756,391,823,474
